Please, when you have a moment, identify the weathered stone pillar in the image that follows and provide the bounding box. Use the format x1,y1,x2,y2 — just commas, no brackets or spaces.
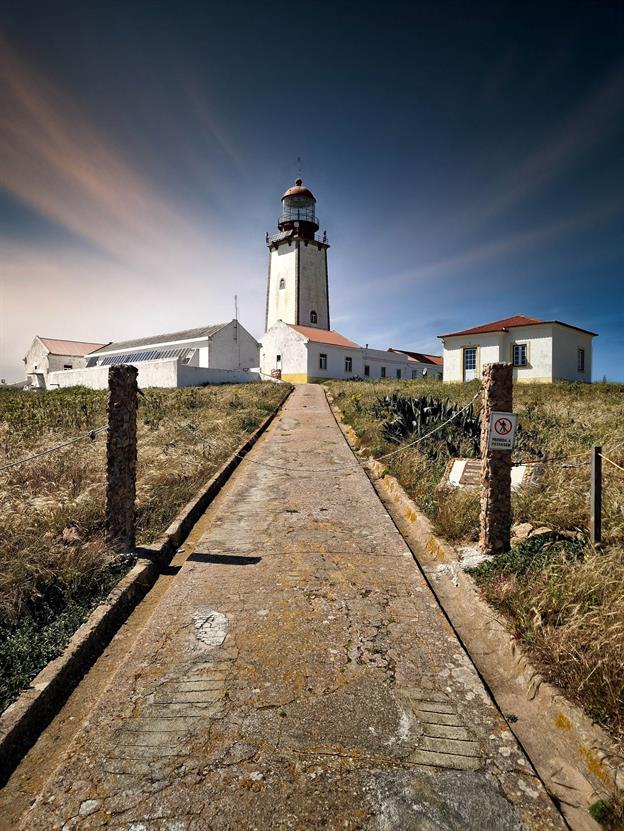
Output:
106,365,138,551
479,362,513,554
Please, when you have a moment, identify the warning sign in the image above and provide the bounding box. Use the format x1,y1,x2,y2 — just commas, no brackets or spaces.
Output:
488,411,518,451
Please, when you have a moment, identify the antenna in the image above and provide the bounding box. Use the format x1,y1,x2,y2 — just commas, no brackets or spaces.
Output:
296,155,302,175
234,295,241,368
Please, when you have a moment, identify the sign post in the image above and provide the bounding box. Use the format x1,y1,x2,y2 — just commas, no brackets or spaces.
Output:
480,363,514,554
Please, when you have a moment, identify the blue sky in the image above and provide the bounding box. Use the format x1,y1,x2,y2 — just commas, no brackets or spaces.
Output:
1,0,623,380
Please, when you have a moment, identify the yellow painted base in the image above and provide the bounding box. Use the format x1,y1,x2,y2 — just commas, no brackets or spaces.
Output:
514,377,553,384
281,373,309,384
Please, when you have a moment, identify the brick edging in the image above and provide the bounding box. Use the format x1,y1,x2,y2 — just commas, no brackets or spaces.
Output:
327,389,623,829
0,385,292,781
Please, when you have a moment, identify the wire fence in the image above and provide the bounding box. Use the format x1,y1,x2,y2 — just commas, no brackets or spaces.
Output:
1,377,622,546
0,425,108,473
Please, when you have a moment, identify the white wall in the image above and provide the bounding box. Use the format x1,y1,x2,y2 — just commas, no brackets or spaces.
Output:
360,348,409,380
551,325,593,382
48,359,260,390
265,239,329,331
306,342,364,380
266,244,297,329
297,240,329,329
260,322,309,379
210,320,260,370
500,325,554,382
407,361,443,380
176,365,260,385
442,333,502,382
24,338,49,376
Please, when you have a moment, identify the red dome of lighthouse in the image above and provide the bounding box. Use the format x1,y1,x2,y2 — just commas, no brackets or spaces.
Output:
282,178,316,201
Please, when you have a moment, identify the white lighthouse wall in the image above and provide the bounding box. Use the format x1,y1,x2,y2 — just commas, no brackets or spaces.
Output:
266,245,297,329
297,241,329,329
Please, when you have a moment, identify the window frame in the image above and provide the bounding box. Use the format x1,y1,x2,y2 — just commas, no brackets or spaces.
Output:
380,366,386,378
463,347,477,371
319,353,327,370
396,368,401,379
345,356,352,373
310,310,318,324
364,364,370,377
512,342,528,368
577,347,585,372
279,278,285,289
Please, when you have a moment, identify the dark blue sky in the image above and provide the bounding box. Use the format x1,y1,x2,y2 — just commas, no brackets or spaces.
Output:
1,0,623,379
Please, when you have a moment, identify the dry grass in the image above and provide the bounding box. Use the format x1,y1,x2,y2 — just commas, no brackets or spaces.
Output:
327,378,624,748
0,383,287,710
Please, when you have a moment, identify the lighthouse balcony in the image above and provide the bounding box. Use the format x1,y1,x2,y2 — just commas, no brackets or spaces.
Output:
268,229,329,246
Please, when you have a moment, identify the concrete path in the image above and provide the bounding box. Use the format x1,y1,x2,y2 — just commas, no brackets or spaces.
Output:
19,385,565,830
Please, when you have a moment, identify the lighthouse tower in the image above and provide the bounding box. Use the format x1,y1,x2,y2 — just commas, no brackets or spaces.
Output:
265,179,330,332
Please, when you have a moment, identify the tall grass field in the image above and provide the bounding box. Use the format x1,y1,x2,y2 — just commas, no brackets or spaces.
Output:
327,379,624,747
0,382,288,712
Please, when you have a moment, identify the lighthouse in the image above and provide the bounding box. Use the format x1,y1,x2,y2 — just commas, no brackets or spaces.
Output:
265,179,330,332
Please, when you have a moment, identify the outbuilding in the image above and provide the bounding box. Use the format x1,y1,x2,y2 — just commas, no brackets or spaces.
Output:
439,315,596,383
24,336,107,389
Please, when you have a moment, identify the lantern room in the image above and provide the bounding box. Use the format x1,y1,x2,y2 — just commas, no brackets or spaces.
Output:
278,178,319,238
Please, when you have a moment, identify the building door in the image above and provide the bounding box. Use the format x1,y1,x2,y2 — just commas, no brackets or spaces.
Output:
463,347,477,382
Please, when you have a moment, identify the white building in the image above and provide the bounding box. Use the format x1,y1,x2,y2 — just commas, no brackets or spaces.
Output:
388,349,444,380
260,321,421,383
439,315,596,383
24,336,107,389
44,321,260,390
260,180,442,383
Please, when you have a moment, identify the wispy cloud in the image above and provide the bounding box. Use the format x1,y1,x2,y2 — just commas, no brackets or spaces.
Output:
0,40,231,277
360,195,623,295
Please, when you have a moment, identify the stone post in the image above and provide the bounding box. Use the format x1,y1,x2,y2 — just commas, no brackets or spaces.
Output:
106,365,138,551
479,362,513,554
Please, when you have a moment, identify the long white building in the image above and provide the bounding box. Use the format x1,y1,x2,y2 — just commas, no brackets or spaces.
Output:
44,321,260,390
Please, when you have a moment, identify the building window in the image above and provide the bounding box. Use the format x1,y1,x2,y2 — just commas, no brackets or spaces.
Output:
310,310,318,324
412,370,418,379
319,353,327,370
578,347,585,372
345,356,352,373
364,364,370,377
512,343,528,367
276,354,281,364
380,367,386,378
464,348,477,371
63,364,72,370
396,368,401,379
279,278,285,289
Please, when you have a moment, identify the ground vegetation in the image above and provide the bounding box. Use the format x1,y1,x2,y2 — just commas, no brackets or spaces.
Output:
327,379,624,746
0,383,288,711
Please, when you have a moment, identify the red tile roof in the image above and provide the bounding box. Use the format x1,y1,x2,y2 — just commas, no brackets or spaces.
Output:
439,315,597,338
39,337,107,356
388,348,443,366
288,324,360,348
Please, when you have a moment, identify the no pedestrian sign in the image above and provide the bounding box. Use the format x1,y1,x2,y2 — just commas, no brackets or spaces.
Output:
488,411,518,451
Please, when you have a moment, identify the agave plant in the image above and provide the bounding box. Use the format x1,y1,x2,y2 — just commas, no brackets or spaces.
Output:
373,393,481,460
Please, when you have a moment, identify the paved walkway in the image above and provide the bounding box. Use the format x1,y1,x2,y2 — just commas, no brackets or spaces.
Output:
20,385,564,830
